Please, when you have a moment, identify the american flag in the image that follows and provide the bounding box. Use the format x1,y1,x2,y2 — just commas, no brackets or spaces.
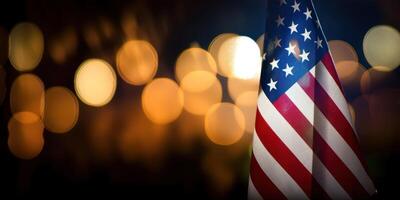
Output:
248,0,377,199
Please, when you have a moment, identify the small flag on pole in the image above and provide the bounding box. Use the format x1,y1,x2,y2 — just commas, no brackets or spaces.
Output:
248,0,377,199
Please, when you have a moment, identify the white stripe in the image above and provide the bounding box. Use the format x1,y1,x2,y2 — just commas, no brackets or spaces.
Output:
286,83,376,195
258,92,350,199
312,62,355,131
248,178,263,200
252,132,309,199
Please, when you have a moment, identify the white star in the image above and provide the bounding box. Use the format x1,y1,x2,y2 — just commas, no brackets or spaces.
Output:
279,0,287,6
299,50,310,62
301,28,312,41
291,0,301,13
315,37,323,48
303,8,312,20
288,21,298,34
275,15,285,27
273,37,282,48
285,42,296,56
282,64,294,77
270,59,280,70
267,78,278,91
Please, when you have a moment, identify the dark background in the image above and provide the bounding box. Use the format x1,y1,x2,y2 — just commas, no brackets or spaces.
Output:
0,0,399,199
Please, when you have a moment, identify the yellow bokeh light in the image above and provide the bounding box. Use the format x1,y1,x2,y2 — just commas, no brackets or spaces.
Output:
180,71,222,115
236,91,258,133
44,87,79,134
363,25,400,70
9,22,44,71
10,74,45,117
335,61,363,83
208,33,238,77
74,59,117,107
335,61,366,93
217,36,262,79
8,111,44,160
205,103,245,145
328,40,359,64
360,66,392,94
175,47,217,82
142,78,184,124
116,40,158,85
228,76,260,103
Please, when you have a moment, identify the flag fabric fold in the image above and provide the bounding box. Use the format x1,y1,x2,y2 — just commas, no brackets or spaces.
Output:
248,0,376,199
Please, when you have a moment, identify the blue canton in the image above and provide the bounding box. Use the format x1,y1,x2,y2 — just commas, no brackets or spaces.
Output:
261,0,329,102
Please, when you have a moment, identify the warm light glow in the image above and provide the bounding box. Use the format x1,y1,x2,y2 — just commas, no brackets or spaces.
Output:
142,78,184,124
74,59,117,107
363,25,400,70
335,61,362,83
228,76,260,103
335,61,366,94
180,71,222,115
236,91,258,133
328,40,358,63
360,66,393,94
9,22,44,71
205,103,245,145
8,111,44,160
10,74,45,117
208,33,238,77
117,104,166,165
116,40,158,85
218,36,262,79
175,47,217,82
44,87,79,134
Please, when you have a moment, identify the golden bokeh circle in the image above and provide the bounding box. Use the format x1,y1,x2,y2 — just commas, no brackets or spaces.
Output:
74,59,117,107
44,86,79,134
175,47,217,82
208,33,238,77
8,111,44,159
116,40,158,85
363,25,400,70
9,22,44,71
180,71,222,115
335,61,363,83
205,103,245,145
236,91,258,133
228,76,260,103
10,74,45,117
360,66,392,94
328,40,358,64
217,36,261,79
142,78,184,124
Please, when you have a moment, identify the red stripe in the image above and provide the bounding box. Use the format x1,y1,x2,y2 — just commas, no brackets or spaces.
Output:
298,72,366,165
255,109,329,199
250,154,287,200
321,53,342,91
274,93,370,199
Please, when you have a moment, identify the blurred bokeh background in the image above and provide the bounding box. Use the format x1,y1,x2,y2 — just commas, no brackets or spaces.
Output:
0,0,399,198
